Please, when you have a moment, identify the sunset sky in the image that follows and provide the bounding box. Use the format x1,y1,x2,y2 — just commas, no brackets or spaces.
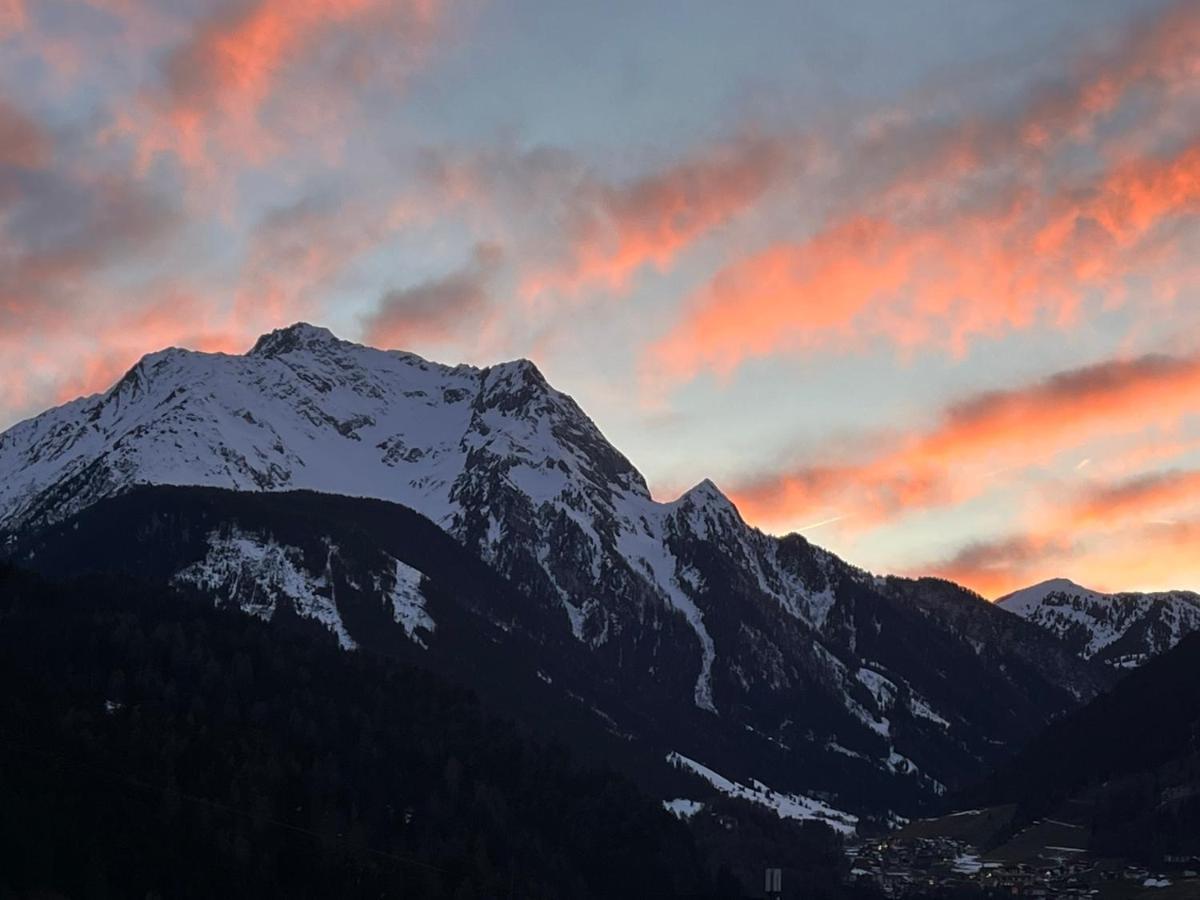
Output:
3,0,1200,597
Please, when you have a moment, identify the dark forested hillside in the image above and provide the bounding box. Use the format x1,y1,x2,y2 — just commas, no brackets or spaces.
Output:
0,564,888,898
4,485,1114,825
970,632,1200,861
5,485,683,797
0,565,710,899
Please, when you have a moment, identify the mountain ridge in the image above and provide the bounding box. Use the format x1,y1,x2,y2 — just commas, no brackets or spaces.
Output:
997,577,1200,668
0,322,1114,819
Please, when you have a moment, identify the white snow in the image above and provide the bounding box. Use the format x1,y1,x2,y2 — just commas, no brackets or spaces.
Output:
666,751,859,835
857,668,898,710
826,741,868,760
386,557,435,646
846,696,891,738
174,527,357,650
909,694,951,728
952,854,982,874
615,507,718,712
997,577,1200,665
0,324,756,711
1044,819,1083,829
663,799,705,819
0,321,1002,759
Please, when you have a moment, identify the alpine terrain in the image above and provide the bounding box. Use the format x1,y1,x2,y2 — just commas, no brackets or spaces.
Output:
0,323,1115,826
997,578,1200,668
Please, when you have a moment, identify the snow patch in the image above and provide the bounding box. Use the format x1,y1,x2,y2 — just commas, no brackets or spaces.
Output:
387,557,435,646
909,694,950,728
953,854,983,874
857,668,897,710
998,578,1200,665
666,751,858,835
174,527,357,650
616,515,717,713
663,799,705,819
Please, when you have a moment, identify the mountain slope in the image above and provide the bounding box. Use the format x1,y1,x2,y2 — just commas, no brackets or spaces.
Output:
5,485,769,807
971,631,1200,862
0,563,715,899
0,323,1114,817
998,577,1200,667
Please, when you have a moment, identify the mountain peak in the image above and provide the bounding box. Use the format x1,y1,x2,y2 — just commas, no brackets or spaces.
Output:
677,478,729,506
996,577,1093,609
483,356,548,389
669,478,743,530
249,322,344,358
996,575,1200,667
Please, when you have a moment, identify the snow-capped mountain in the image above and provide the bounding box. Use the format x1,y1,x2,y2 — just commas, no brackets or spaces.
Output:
0,323,832,711
997,578,1200,668
0,323,1114,819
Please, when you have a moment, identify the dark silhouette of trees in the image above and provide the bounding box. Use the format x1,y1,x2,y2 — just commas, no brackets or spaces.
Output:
0,565,714,898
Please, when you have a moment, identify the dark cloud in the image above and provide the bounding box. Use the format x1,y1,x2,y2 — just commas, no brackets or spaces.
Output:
362,243,503,348
935,535,1049,575
0,97,51,169
0,168,181,328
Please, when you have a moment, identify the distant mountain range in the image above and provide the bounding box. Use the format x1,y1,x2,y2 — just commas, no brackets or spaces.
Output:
1,322,1180,826
998,578,1200,668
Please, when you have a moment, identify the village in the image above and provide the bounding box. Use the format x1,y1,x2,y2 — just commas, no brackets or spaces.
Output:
845,835,1199,898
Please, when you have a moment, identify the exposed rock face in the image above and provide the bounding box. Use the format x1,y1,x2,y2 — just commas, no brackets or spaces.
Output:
0,323,1115,819
998,578,1200,667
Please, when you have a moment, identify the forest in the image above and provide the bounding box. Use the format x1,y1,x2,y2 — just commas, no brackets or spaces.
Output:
971,632,1200,861
0,564,878,899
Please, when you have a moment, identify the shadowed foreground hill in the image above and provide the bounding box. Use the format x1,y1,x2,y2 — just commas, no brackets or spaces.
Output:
971,631,1200,861
0,564,888,899
0,565,710,899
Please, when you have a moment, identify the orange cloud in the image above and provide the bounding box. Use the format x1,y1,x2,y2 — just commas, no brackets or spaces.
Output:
853,0,1200,210
650,133,1200,384
0,283,249,425
919,515,1200,598
729,352,1200,532
1014,0,1200,149
925,464,1200,595
1078,519,1200,593
0,0,24,38
645,0,1200,387
1090,436,1200,480
519,135,794,298
918,534,1069,599
1057,469,1200,532
736,351,1200,597
45,293,247,405
120,0,441,180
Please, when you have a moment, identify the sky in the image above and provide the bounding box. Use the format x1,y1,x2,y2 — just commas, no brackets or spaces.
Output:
2,0,1200,598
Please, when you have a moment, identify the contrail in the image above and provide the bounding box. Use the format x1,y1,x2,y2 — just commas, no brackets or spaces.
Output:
798,515,845,532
